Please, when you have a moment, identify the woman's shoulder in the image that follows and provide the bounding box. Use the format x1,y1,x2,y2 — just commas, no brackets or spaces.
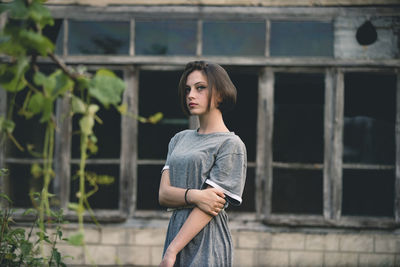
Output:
169,129,195,144
219,133,246,154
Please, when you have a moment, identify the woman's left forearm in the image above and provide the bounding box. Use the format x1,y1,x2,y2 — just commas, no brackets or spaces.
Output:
164,207,213,258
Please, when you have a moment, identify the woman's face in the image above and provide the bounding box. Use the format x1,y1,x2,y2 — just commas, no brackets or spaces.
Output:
185,70,218,116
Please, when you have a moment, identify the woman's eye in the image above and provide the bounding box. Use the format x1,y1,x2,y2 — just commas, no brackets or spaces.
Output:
185,87,190,94
197,86,206,91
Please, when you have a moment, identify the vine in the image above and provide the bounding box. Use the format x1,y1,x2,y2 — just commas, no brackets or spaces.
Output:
0,0,162,263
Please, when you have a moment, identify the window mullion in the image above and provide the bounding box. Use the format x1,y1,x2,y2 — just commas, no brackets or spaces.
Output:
395,70,400,223
256,67,273,219
120,66,138,217
333,68,344,221
54,96,72,210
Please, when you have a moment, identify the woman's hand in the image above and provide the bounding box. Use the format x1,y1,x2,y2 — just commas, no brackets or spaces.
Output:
159,247,177,267
188,187,226,216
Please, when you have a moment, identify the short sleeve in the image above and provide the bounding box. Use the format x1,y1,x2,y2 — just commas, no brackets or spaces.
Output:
162,134,178,173
205,138,247,206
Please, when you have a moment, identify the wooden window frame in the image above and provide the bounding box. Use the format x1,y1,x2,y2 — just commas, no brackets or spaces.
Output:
0,5,399,227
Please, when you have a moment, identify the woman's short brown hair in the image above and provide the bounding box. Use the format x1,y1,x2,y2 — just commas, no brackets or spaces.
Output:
178,61,237,116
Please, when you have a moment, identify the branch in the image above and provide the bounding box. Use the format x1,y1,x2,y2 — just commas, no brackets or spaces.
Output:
47,52,80,81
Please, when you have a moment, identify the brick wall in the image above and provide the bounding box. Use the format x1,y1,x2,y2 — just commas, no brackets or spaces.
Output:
38,220,400,266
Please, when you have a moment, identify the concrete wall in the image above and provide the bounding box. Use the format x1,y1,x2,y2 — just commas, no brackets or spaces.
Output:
39,220,400,266
44,0,400,7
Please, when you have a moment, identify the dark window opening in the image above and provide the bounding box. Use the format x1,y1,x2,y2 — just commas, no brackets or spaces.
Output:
342,169,394,217
70,164,119,209
343,72,396,165
273,72,325,163
272,168,323,214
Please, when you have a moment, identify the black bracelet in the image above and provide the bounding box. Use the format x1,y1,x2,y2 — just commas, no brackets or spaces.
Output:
184,188,191,205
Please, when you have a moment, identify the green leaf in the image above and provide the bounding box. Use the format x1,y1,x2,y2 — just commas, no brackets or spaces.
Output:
79,115,94,135
20,240,33,256
0,193,12,203
51,70,74,98
19,29,54,56
67,232,84,246
27,92,44,115
0,3,11,15
29,0,54,30
71,96,86,114
89,69,125,108
52,249,61,265
31,163,42,179
8,0,29,19
148,112,164,124
39,98,53,123
22,208,36,216
0,116,15,134
0,57,29,92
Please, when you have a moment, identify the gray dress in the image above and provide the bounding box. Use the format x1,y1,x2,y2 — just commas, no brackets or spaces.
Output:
162,129,247,267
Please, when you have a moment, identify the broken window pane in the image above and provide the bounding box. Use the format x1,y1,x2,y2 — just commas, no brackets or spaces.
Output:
69,20,130,55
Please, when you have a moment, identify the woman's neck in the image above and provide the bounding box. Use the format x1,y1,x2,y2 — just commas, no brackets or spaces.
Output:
197,109,229,134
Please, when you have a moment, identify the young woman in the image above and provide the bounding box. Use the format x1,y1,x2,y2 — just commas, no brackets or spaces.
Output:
158,61,247,267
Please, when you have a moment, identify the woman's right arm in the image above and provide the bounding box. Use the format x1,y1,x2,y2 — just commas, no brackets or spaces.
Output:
158,170,226,216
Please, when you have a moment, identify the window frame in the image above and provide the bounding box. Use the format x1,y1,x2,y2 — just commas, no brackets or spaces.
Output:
0,4,398,227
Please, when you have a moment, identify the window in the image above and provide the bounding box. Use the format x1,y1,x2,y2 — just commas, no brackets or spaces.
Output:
135,20,197,55
270,21,333,57
272,72,325,215
69,20,130,55
342,72,396,218
203,21,265,56
1,5,399,228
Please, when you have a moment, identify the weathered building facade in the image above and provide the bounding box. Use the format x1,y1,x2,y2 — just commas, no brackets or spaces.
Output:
1,0,400,266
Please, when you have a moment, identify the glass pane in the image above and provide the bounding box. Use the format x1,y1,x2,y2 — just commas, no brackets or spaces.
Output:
69,20,130,55
223,68,258,162
43,19,63,55
343,73,396,164
71,101,121,159
138,71,188,159
203,21,265,56
272,169,323,214
273,73,325,163
137,165,164,210
342,169,394,217
71,71,123,159
6,91,46,159
270,21,333,57
4,164,43,208
135,20,196,55
70,164,119,209
228,167,255,212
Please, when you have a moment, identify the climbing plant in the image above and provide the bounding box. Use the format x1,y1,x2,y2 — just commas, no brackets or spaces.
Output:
0,0,163,260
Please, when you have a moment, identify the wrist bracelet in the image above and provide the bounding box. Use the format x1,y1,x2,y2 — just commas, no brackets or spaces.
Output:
184,188,191,205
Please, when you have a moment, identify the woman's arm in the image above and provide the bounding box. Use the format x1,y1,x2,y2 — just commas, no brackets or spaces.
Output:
158,170,226,216
160,207,213,267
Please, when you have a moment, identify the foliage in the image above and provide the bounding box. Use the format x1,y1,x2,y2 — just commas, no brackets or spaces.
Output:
0,0,127,259
0,1,163,263
0,171,68,267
